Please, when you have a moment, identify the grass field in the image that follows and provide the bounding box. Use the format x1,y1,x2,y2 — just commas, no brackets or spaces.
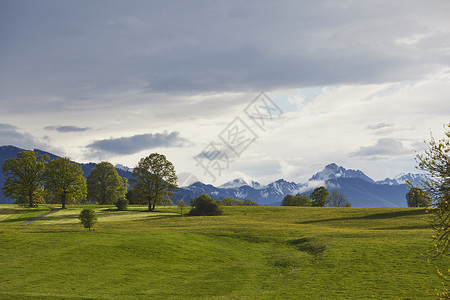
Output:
0,204,448,299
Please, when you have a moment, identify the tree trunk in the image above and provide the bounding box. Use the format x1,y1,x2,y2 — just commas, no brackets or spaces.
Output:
29,191,33,207
62,194,66,209
152,202,156,211
148,200,152,212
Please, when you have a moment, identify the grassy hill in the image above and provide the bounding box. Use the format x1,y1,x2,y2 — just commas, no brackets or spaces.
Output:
0,205,448,299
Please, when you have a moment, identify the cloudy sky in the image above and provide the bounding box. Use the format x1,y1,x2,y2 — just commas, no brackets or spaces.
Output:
1,0,449,185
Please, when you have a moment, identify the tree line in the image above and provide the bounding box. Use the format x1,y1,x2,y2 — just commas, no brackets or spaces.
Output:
2,151,178,211
281,186,351,207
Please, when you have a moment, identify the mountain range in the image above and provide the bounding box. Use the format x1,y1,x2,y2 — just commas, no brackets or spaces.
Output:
173,163,428,207
0,146,428,207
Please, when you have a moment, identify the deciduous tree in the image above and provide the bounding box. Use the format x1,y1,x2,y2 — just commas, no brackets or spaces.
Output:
43,157,87,209
416,123,450,256
131,153,177,211
282,193,311,206
406,187,432,208
87,162,128,205
78,208,97,231
328,190,350,207
310,186,330,207
189,194,222,216
2,151,48,207
177,199,188,215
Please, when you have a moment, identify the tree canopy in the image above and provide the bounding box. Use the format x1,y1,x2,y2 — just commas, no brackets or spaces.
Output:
2,151,48,207
219,197,258,206
310,186,330,207
78,207,97,231
131,153,178,211
282,193,311,206
406,187,431,208
43,157,87,209
189,193,223,216
87,162,128,205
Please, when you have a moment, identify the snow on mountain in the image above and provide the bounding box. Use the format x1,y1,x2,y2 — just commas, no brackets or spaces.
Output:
250,180,264,190
377,172,428,185
115,164,133,173
309,163,374,183
219,178,249,189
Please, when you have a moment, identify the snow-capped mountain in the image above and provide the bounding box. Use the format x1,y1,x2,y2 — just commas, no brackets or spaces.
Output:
309,163,374,183
174,163,417,207
115,164,133,173
377,172,428,186
219,178,250,189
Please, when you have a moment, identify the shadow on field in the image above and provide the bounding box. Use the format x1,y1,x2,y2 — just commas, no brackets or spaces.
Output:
0,207,50,223
297,209,428,227
288,237,326,257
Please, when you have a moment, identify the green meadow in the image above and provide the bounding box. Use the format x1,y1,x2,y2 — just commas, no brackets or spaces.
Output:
0,204,448,299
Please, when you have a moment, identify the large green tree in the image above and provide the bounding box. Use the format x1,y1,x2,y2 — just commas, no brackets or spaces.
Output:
310,186,330,207
87,162,128,205
2,151,48,207
43,157,87,209
416,123,450,257
131,153,178,211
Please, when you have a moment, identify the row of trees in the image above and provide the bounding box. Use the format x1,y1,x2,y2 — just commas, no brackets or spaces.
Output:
2,152,86,209
2,151,178,211
281,187,351,207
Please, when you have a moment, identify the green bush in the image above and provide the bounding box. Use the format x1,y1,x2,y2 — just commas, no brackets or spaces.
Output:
189,194,223,216
115,198,128,211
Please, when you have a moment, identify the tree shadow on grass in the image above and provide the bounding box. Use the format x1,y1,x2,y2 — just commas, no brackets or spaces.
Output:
296,209,428,226
288,237,327,257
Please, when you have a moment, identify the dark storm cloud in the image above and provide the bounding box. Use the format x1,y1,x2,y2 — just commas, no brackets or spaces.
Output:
87,131,189,155
1,0,449,112
351,138,410,160
45,125,90,133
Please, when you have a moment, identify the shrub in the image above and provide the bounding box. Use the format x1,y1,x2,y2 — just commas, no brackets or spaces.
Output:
189,194,223,216
78,207,98,231
115,198,128,211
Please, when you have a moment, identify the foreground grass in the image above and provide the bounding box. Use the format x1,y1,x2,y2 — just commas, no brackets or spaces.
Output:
0,205,448,299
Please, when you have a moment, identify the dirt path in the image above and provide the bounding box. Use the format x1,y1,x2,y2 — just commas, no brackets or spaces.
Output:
22,206,60,225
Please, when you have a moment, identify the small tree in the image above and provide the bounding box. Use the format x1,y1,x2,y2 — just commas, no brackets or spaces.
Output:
406,187,432,208
177,199,188,216
310,187,330,207
328,190,350,207
189,194,223,216
78,208,97,231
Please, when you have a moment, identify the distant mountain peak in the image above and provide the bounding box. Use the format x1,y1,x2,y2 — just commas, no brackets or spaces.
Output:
310,163,374,183
377,172,428,185
219,177,249,189
115,164,133,173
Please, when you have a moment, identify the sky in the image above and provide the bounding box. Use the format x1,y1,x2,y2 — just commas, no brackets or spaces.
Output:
1,0,449,186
